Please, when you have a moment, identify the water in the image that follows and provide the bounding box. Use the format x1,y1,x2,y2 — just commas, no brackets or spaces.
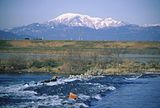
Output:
0,73,160,108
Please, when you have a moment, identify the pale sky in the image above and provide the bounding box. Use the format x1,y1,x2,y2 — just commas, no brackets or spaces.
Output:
0,0,160,29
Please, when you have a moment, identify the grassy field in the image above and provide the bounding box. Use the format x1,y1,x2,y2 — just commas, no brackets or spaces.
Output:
0,40,160,75
1,40,160,50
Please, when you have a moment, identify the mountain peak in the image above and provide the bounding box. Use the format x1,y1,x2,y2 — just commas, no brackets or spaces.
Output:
48,13,126,29
54,13,86,19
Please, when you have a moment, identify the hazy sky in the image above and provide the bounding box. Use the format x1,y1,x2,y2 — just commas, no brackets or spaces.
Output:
0,0,160,29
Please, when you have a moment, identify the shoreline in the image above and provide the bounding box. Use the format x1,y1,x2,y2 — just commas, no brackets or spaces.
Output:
0,69,160,76
0,40,160,75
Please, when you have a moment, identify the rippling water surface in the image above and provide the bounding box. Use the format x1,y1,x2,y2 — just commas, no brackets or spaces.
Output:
0,73,160,108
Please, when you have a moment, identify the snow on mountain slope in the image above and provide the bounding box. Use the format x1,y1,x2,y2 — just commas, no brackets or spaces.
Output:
47,13,126,29
4,13,160,41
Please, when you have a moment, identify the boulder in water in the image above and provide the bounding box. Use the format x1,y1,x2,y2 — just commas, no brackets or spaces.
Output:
41,76,58,83
68,92,78,100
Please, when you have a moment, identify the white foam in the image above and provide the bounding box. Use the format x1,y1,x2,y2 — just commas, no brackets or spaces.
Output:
0,75,117,107
107,86,116,91
45,77,80,86
23,83,29,87
14,95,63,107
0,83,63,107
82,82,116,92
35,95,62,106
69,75,105,80
0,81,39,98
93,94,102,100
78,94,90,100
125,74,142,80
85,82,106,86
74,103,89,108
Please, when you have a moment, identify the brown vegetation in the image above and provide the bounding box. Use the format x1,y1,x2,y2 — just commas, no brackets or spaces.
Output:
0,40,160,75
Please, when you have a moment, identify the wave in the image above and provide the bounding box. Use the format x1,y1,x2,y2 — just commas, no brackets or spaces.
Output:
1,94,63,108
44,77,81,86
0,81,38,98
0,75,116,107
107,86,116,90
93,94,102,100
79,94,90,100
44,75,105,86
125,74,142,80
0,82,63,107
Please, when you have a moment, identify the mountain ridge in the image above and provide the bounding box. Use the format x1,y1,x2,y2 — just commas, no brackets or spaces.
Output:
47,13,127,29
0,13,160,41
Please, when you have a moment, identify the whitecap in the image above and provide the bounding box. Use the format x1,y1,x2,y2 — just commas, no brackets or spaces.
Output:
35,95,63,106
107,86,116,91
93,94,102,100
0,81,38,97
125,74,142,80
13,95,63,107
74,103,89,108
23,83,29,87
45,77,81,86
78,94,90,100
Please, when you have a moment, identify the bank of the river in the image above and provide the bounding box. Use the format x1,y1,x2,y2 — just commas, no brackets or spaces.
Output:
0,40,160,75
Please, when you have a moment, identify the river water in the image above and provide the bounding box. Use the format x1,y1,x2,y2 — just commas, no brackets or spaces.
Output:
0,73,160,108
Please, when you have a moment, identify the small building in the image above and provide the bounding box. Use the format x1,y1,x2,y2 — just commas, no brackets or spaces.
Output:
24,37,31,40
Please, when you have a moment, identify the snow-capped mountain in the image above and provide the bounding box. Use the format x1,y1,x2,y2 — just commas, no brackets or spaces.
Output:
47,13,126,29
1,13,160,41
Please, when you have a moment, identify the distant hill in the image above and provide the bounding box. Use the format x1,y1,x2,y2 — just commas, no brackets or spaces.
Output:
1,13,160,41
0,30,21,40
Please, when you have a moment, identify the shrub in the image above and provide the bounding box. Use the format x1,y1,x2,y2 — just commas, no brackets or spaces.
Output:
31,60,58,68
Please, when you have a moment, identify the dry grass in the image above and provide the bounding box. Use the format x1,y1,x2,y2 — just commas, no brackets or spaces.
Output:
92,41,160,49
4,40,160,49
10,40,33,47
9,40,77,48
